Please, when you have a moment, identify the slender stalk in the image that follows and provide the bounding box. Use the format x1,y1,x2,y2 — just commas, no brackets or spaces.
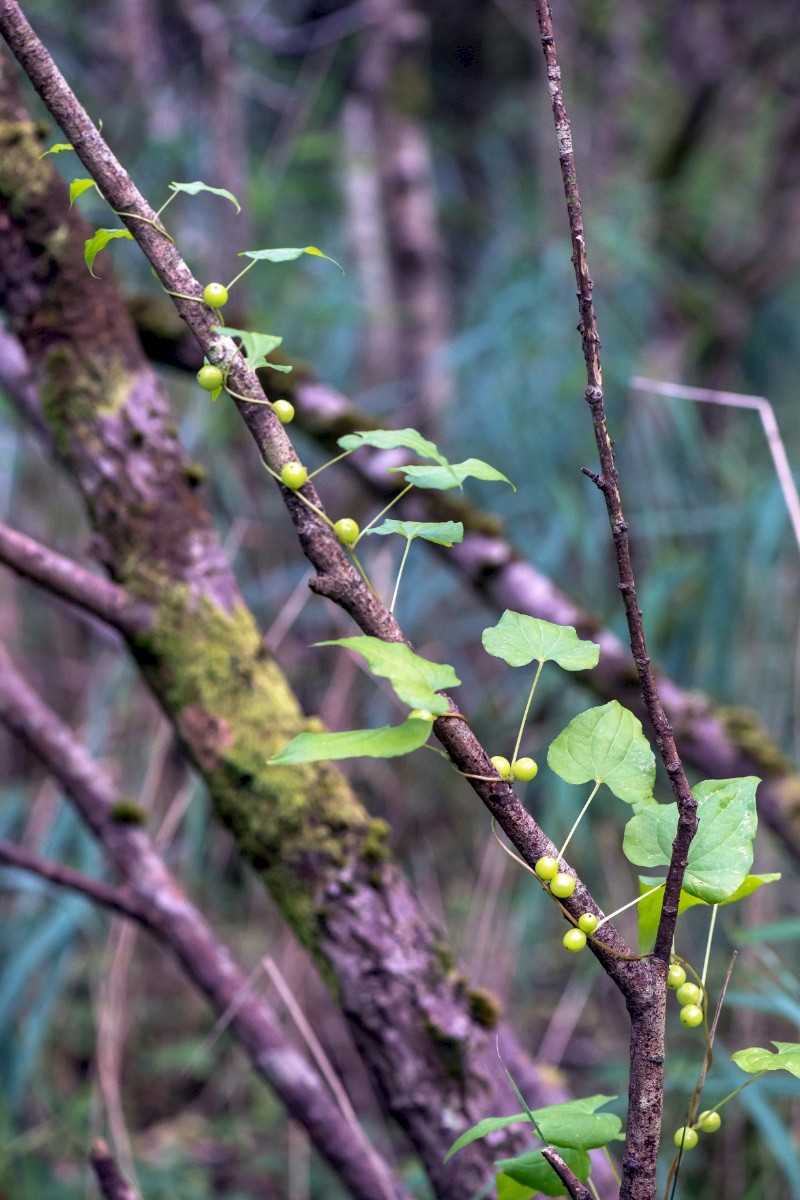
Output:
389,538,412,613
511,660,543,766
558,781,599,859
225,258,258,291
701,905,719,988
356,484,413,542
308,447,356,479
595,883,664,931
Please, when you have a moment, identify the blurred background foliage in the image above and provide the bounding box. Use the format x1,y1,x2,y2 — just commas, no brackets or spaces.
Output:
1,0,799,1196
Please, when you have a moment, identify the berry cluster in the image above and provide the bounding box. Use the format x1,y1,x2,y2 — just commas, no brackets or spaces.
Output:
673,1109,722,1151
667,964,705,1028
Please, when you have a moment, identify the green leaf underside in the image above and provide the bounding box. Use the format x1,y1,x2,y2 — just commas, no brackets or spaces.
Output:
336,427,449,465
390,457,515,491
211,326,285,371
496,1148,591,1196
239,245,344,272
445,1095,621,1161
84,228,134,275
267,717,432,765
635,874,780,952
367,519,464,546
623,777,760,903
316,636,459,714
547,701,655,804
732,1042,800,1079
482,612,600,671
169,180,241,211
496,1175,535,1200
69,178,97,206
40,142,73,156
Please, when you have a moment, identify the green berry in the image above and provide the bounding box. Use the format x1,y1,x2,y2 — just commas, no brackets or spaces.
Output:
673,1127,698,1151
550,873,576,899
679,1004,704,1028
667,964,687,990
534,856,559,881
280,462,308,490
562,929,587,952
334,518,360,546
578,912,599,934
697,1110,721,1133
676,982,702,1007
512,757,538,781
491,756,512,780
408,709,434,722
196,364,224,392
273,399,295,424
203,282,229,308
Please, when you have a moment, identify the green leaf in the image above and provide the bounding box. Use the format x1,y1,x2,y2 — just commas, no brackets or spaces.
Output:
239,245,344,273
445,1096,621,1161
39,142,73,157
84,228,134,276
317,637,459,715
635,873,782,952
482,612,600,671
336,427,447,464
496,1175,535,1200
69,178,98,207
622,777,760,903
367,519,464,547
211,326,285,371
169,180,241,211
732,1042,800,1079
495,1148,591,1196
391,457,515,491
267,716,433,765
547,701,655,804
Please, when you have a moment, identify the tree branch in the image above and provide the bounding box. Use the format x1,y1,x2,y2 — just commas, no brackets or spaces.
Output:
89,1138,140,1200
0,838,149,922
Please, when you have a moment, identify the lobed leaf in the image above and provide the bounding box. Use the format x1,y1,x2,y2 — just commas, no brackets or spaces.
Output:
547,701,655,804
267,716,433,765
732,1042,800,1079
445,1095,621,1160
482,612,599,671
84,227,134,276
239,245,344,272
366,519,464,546
636,873,781,951
169,180,241,211
623,777,760,904
336,427,447,465
69,178,98,207
317,637,459,714
391,457,515,491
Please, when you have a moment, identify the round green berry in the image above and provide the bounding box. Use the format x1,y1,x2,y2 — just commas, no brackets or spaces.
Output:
491,756,512,780
679,1004,704,1029
196,364,224,392
562,929,587,952
203,282,229,308
334,518,360,546
676,982,703,1007
512,757,538,782
674,1126,698,1151
667,964,687,990
697,1110,721,1133
550,873,576,899
409,709,434,722
534,856,559,881
280,462,308,490
578,912,599,934
273,399,295,424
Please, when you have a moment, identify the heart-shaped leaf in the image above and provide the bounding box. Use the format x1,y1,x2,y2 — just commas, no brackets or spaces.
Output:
732,1042,800,1079
391,457,515,491
169,180,241,211
623,777,760,903
482,612,599,671
635,873,781,951
267,716,432,765
84,227,134,276
317,637,459,714
367,519,464,547
495,1148,591,1196
547,701,655,804
239,245,343,272
445,1095,621,1161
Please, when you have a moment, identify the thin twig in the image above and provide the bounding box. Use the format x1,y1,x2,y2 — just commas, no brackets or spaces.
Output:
0,839,147,922
89,1138,140,1200
541,1148,594,1200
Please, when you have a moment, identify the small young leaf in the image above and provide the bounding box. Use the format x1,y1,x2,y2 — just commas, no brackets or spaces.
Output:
367,519,464,547
482,612,600,671
39,142,73,157
69,178,98,207
239,245,344,272
211,326,285,371
732,1042,800,1079
495,1148,591,1196
336,427,447,465
623,777,760,904
84,227,134,276
445,1096,621,1160
547,701,655,804
267,716,432,765
169,180,241,211
391,457,515,491
635,873,782,952
317,637,459,714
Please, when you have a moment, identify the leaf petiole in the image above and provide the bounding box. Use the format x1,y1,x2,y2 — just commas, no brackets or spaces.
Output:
511,659,544,767
595,883,664,931
558,781,600,859
389,537,413,613
356,484,414,543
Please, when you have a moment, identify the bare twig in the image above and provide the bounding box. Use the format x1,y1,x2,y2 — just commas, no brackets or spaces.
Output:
89,1138,139,1200
541,1148,594,1200
0,839,147,922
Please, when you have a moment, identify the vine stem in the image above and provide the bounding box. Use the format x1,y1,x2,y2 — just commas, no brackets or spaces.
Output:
511,660,543,766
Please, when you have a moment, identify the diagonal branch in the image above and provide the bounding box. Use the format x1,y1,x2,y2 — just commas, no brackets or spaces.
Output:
0,643,410,1200
541,1149,594,1200
0,838,148,922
